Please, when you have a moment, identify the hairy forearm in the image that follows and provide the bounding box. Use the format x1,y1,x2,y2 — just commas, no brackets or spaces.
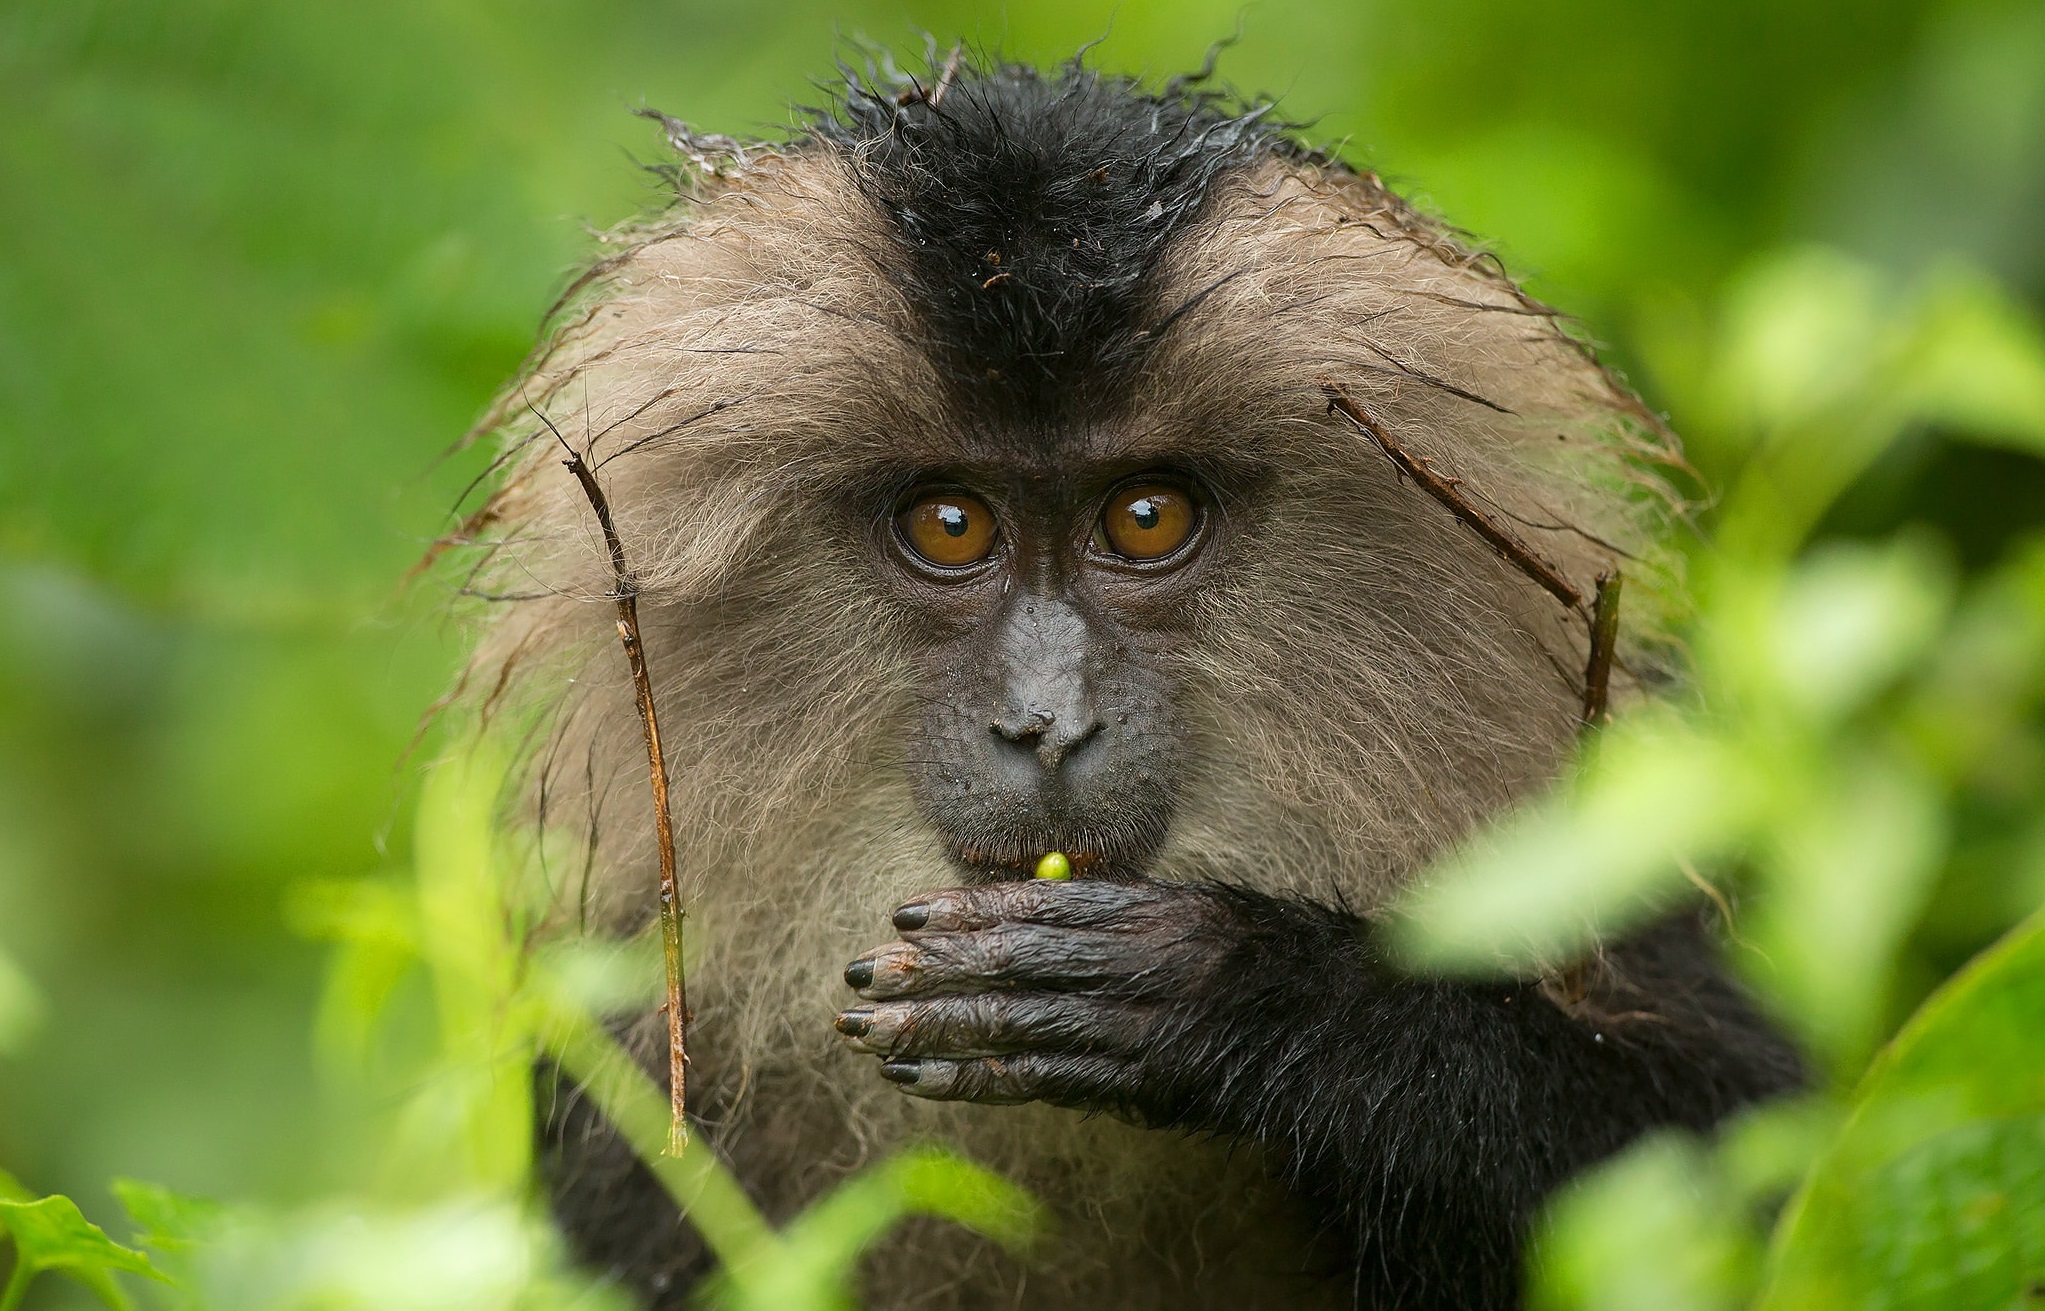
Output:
1140,891,1802,1302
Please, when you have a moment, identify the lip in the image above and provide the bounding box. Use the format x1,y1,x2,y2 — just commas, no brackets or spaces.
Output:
946,839,1132,882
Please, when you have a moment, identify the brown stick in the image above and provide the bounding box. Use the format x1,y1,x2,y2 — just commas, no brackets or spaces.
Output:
535,404,690,1155
897,43,965,108
929,43,964,107
1580,571,1622,730
1322,381,1586,611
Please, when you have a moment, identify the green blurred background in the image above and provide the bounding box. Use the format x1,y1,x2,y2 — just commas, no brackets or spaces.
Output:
2,0,2042,1231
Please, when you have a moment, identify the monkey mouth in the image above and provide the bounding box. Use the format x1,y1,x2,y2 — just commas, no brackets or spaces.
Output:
915,772,1177,884
944,836,1151,883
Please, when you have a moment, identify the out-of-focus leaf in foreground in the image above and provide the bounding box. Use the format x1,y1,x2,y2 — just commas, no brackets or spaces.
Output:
182,1199,626,1311
1681,251,2045,558
1529,1098,1843,1311
711,1148,1045,1311
1757,909,2045,1311
111,1177,224,1309
1529,1132,1755,1311
0,1192,168,1311
1389,247,2045,1075
1389,711,1760,972
543,1006,1045,1311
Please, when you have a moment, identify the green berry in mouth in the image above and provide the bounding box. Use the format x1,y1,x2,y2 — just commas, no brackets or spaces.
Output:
1034,851,1073,881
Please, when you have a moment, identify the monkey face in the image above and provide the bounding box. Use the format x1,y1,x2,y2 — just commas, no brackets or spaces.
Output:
475,128,1679,923
879,465,1218,882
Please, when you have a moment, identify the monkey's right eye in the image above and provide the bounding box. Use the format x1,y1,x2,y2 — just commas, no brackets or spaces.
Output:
896,489,1000,569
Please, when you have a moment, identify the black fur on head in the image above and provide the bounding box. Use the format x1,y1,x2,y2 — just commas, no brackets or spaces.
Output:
803,50,1307,420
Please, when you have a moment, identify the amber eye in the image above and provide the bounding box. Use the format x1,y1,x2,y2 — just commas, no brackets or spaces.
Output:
897,489,1000,569
1098,481,1199,562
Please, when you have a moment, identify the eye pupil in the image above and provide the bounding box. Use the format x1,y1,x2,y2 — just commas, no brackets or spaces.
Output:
938,505,969,537
1130,499,1160,530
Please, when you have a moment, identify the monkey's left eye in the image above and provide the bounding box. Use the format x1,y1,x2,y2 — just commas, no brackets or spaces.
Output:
896,489,1000,569
1096,480,1200,563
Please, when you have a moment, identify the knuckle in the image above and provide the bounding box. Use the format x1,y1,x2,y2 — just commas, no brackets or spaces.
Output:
1002,881,1064,920
863,1002,911,1048
865,944,924,995
921,927,1019,983
968,1055,1029,1101
976,926,1026,977
913,932,979,980
918,889,981,931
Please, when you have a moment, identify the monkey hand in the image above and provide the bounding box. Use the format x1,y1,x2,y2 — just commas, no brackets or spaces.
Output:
834,878,1243,1117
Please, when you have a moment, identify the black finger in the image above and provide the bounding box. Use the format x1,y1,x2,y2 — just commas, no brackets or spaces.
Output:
834,993,1151,1059
894,878,1171,936
881,1052,1140,1107
847,923,1160,1000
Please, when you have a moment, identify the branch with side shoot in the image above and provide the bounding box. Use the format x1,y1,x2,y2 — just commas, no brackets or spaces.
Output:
1320,380,1621,735
532,402,692,1155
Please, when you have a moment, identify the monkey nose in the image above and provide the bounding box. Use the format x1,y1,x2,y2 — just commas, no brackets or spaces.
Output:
991,707,1102,771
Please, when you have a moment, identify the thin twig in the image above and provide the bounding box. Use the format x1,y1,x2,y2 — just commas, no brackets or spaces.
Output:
1580,572,1622,729
1322,381,1585,610
929,44,963,107
896,43,964,108
530,401,691,1155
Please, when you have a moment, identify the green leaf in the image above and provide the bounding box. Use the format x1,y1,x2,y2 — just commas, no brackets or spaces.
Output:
1748,751,1948,1071
1712,248,1886,436
541,1008,1044,1311
1717,1097,1844,1204
719,1148,1044,1311
1856,1117,2045,1311
1759,909,2045,1310
1733,542,1952,725
285,876,421,1068
1528,1132,1755,1311
181,1198,562,1311
1897,269,2045,455
395,749,532,1194
1704,255,2042,560
112,1178,223,1255
109,1181,218,1311
0,1194,170,1311
1900,540,2045,782
529,935,665,1019
1390,711,1760,973
539,1010,776,1269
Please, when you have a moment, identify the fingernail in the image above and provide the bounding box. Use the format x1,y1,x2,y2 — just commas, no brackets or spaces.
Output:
881,1060,921,1085
835,1009,872,1038
892,903,929,932
844,959,875,989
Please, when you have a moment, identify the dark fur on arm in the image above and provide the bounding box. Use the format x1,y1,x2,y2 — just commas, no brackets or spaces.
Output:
838,877,1800,1306
536,1062,713,1310
1143,891,1803,1309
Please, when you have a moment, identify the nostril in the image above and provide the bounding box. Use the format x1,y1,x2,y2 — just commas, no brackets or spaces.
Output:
992,707,1056,745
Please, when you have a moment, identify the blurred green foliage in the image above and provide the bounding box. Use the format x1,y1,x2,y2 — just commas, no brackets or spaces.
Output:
1394,233,2045,1305
3,0,2044,1306
4,749,1040,1310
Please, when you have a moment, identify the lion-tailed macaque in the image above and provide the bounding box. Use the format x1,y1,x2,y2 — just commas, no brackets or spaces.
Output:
458,52,1802,1311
